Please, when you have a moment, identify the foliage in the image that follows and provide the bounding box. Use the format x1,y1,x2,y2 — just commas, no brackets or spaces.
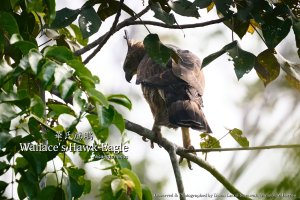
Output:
0,0,299,199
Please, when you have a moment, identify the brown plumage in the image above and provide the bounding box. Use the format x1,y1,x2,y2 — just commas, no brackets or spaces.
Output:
123,41,212,156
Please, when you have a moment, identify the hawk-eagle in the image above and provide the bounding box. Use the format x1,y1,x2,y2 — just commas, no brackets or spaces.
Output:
123,40,212,161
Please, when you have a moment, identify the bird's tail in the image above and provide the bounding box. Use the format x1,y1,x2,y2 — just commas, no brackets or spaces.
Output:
168,100,212,133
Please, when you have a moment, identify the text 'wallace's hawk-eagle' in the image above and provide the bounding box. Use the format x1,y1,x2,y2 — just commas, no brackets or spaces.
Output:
123,40,212,166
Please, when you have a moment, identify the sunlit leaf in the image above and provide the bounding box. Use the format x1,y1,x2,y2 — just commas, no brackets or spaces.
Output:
45,0,56,24
229,128,249,147
70,24,88,46
0,59,13,80
86,88,109,108
28,49,43,74
25,0,44,12
200,133,221,149
99,175,118,199
121,168,143,200
44,46,75,63
142,185,153,200
107,94,132,110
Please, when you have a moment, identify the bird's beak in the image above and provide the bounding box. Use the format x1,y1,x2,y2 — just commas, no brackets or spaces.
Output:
125,72,132,83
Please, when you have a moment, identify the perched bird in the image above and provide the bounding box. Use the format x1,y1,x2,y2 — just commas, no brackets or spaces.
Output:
123,39,212,167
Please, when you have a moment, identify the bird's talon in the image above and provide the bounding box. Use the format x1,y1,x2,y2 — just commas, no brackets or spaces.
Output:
142,136,148,142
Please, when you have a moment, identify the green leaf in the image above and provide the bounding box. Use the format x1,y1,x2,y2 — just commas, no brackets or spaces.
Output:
67,59,95,86
67,167,87,198
36,186,65,200
15,157,29,171
142,185,153,200
229,128,249,147
0,132,12,148
115,155,131,170
59,79,76,99
20,151,48,175
86,114,109,142
44,46,75,63
149,1,176,25
12,40,37,54
227,44,256,79
169,0,200,18
69,24,88,46
28,49,43,74
107,94,132,110
99,175,118,199
202,40,237,68
222,16,250,39
97,104,114,129
113,109,125,133
47,102,76,117
200,133,221,148
0,103,18,123
111,178,126,197
121,168,143,200
25,0,44,12
214,0,234,16
30,95,45,118
262,18,292,49
0,161,10,175
0,181,8,195
45,0,56,24
255,49,280,86
38,60,56,88
18,169,40,198
50,8,80,29
28,117,43,140
193,0,212,9
86,87,109,108
97,1,134,21
79,7,101,39
0,11,19,37
0,59,13,80
143,34,179,65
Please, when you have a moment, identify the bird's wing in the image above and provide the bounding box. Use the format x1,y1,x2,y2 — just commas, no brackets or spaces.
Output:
169,47,205,96
136,45,205,96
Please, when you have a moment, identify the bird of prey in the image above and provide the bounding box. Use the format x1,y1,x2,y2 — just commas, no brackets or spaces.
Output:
123,39,212,166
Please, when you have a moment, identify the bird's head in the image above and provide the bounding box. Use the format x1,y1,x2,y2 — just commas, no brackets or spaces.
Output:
123,40,146,82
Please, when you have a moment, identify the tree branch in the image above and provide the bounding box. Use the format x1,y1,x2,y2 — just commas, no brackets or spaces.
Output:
83,0,124,64
74,6,150,57
184,144,300,153
168,144,185,200
125,120,252,200
74,7,230,57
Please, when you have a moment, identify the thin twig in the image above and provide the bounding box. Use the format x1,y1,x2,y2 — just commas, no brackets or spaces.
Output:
83,0,125,64
184,144,300,153
74,6,150,56
176,150,252,200
168,145,185,200
124,120,251,200
74,8,231,57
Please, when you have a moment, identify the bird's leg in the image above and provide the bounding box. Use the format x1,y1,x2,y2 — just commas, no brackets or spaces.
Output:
142,123,162,148
179,127,196,170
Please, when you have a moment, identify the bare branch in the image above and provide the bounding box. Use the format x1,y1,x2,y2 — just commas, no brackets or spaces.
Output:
74,7,230,57
184,144,300,153
168,144,186,200
74,6,150,57
125,120,251,200
83,0,124,64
